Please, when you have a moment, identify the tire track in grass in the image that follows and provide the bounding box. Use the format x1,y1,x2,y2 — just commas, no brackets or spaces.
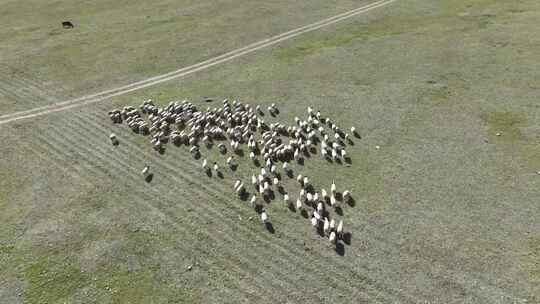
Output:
30,132,282,303
0,0,397,125
69,111,408,303
59,114,368,302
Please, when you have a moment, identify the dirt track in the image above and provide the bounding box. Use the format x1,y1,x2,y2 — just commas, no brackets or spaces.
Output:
0,0,395,126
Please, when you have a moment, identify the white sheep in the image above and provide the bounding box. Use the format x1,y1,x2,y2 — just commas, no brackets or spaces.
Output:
234,179,241,191
202,159,207,169
251,175,257,185
296,174,303,184
329,219,336,230
250,151,256,160
236,183,245,194
261,210,269,224
141,166,150,177
296,198,302,210
109,133,118,145
261,167,267,177
317,202,324,213
321,189,328,199
284,194,290,203
273,177,279,186
282,162,288,170
343,190,351,200
213,162,219,172
336,220,343,235
331,180,337,193
330,195,337,207
303,176,309,187
329,231,336,243
306,192,313,202
323,218,330,234
311,216,318,227
250,195,257,206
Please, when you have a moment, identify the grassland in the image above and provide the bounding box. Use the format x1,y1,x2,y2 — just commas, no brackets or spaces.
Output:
1,0,540,303
0,0,368,114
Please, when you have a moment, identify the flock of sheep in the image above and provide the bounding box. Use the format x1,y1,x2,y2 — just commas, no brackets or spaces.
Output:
108,98,358,248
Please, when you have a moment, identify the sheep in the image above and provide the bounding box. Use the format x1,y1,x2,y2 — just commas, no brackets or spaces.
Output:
330,195,337,207
202,159,208,170
323,218,330,235
329,219,336,230
313,192,319,202
296,174,303,184
273,177,279,186
317,202,324,214
282,162,288,170
311,216,318,227
141,166,150,177
109,133,118,145
331,180,337,194
234,179,242,191
261,210,269,224
227,156,233,166
250,195,257,206
284,194,290,204
343,190,351,201
250,151,256,160
270,165,277,174
321,149,328,158
303,176,309,187
251,174,258,185
299,189,305,199
329,231,336,243
322,189,328,199
213,162,219,172
336,220,343,236
296,198,302,210
306,192,313,203
235,182,245,194
341,149,347,158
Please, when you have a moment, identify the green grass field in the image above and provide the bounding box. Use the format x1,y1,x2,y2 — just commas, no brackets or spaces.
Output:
1,0,539,303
